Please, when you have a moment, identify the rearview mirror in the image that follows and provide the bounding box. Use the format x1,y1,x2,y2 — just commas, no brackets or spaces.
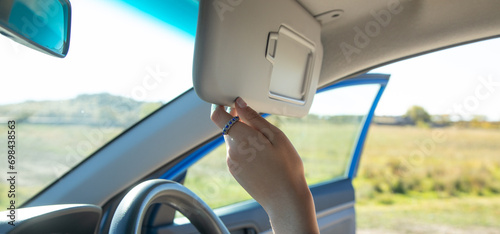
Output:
0,0,71,57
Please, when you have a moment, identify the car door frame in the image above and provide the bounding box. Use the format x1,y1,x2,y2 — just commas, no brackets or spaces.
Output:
151,73,390,233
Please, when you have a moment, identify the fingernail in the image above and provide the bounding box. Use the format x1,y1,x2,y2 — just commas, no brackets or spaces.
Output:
236,98,247,108
210,104,218,117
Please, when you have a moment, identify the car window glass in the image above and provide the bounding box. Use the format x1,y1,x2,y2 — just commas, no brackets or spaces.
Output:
0,0,197,207
355,38,500,233
183,84,381,209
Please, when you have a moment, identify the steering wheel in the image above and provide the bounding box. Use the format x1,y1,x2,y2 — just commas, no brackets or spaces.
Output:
109,179,229,234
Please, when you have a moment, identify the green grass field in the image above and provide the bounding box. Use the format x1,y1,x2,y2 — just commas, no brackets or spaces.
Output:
185,122,500,232
356,125,500,199
1,121,499,233
355,125,500,233
356,195,500,233
0,123,123,207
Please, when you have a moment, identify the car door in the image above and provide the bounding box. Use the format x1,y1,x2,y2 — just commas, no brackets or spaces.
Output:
20,72,388,233
144,73,390,234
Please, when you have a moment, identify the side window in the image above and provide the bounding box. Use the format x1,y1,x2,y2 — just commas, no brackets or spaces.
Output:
183,83,382,209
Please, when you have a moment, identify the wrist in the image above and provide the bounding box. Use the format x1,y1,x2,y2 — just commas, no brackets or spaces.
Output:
264,184,319,233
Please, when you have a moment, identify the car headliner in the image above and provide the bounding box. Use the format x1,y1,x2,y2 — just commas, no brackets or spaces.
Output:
23,0,500,208
298,0,500,87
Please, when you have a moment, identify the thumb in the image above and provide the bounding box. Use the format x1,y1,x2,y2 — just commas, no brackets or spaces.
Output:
235,97,278,140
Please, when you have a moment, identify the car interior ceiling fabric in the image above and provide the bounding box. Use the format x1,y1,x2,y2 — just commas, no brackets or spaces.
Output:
295,0,500,87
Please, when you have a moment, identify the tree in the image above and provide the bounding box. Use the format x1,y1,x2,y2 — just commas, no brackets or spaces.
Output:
404,105,431,125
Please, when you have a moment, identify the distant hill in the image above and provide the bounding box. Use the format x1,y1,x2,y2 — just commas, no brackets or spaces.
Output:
0,93,162,127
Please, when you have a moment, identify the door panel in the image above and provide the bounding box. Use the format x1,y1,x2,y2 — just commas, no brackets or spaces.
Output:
155,179,355,233
312,179,356,234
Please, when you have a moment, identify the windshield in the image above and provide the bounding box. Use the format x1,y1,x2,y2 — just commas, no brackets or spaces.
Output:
0,0,198,206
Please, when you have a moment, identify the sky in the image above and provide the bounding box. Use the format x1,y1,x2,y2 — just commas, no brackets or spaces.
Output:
0,0,195,105
371,39,500,121
1,0,499,121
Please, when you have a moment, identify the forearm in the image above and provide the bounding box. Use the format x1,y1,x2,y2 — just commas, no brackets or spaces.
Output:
265,184,319,234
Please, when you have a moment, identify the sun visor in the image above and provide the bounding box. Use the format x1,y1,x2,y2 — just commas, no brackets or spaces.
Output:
193,0,323,117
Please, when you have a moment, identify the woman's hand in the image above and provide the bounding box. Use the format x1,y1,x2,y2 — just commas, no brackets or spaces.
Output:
211,98,319,234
